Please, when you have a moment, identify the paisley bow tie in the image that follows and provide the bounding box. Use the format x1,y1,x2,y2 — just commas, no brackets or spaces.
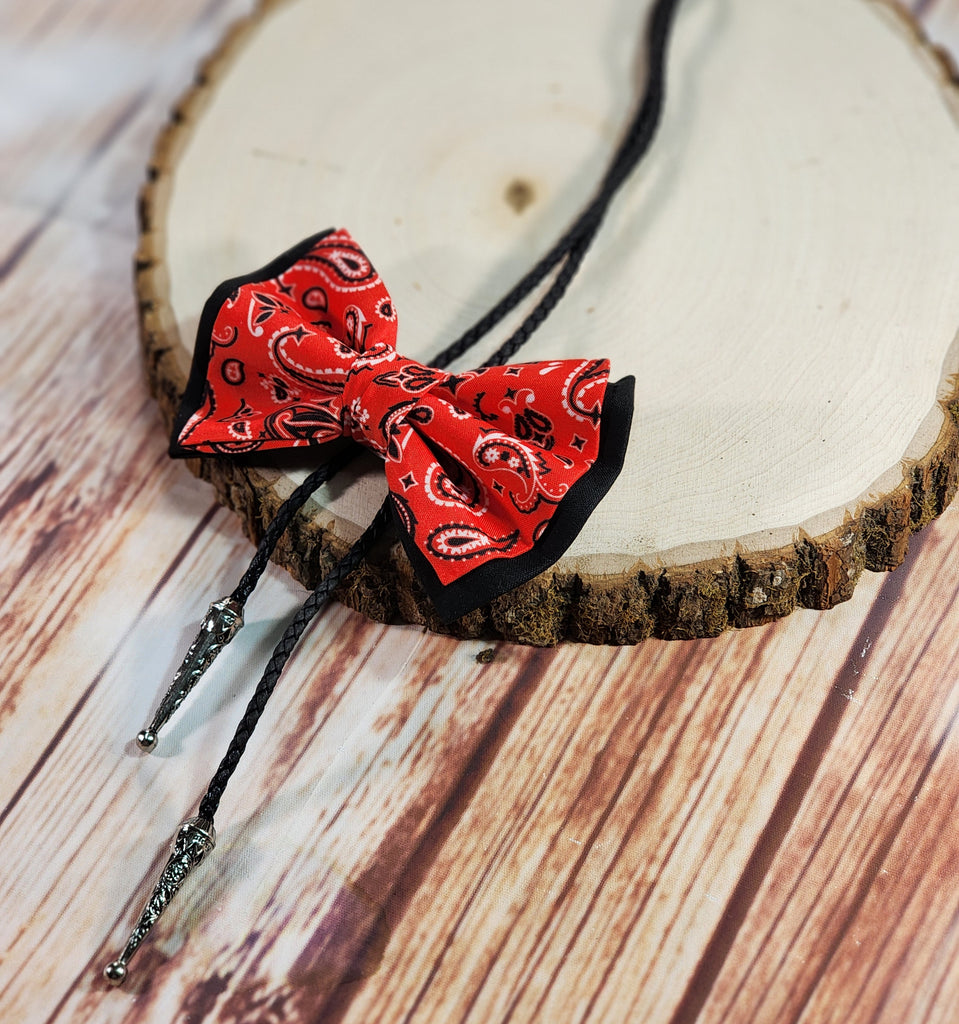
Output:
171,228,633,621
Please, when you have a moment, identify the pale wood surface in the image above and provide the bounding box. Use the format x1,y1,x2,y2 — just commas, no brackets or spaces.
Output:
2,2,959,1023
138,0,959,640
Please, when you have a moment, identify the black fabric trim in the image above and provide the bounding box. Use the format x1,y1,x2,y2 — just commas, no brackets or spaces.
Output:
169,228,336,458
394,376,635,623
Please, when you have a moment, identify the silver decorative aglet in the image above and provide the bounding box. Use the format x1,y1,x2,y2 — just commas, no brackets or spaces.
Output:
136,597,244,751
103,817,216,986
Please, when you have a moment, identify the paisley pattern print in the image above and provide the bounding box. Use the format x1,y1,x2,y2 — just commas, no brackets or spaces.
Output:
173,229,626,603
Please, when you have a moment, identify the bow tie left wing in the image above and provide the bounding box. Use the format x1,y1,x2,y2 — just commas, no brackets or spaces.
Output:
170,228,397,455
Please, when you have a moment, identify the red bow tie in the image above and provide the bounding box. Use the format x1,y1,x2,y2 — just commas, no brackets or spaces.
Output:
171,229,633,621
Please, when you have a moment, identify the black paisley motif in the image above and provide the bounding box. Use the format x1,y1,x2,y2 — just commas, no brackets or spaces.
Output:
374,399,419,459
475,437,561,513
404,405,434,427
373,363,441,394
513,408,555,450
369,399,431,442
343,306,372,349
214,414,256,447
392,493,417,538
272,326,343,388
204,439,262,454
227,420,253,440
263,403,342,442
564,359,607,425
426,524,520,561
509,489,560,516
210,323,238,348
475,437,534,479
259,374,299,404
301,286,328,311
471,391,499,423
221,359,245,385
307,240,378,288
425,460,485,511
205,399,262,450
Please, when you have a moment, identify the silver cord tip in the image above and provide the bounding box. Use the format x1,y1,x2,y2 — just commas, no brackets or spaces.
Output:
136,597,244,752
103,961,127,986
103,817,216,986
135,729,157,752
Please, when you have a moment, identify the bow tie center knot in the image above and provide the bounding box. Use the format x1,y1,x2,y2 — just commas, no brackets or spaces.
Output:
341,346,448,455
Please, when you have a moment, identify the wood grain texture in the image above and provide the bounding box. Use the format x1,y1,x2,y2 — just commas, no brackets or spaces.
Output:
136,0,959,642
1,2,959,1023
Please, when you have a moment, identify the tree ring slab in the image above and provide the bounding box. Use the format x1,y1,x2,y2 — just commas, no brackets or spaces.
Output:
137,0,959,643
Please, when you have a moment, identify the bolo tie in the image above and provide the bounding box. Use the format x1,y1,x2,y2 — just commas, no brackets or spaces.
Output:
104,0,683,985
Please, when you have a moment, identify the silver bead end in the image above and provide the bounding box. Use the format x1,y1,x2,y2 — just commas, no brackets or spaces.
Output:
135,729,157,752
103,961,127,986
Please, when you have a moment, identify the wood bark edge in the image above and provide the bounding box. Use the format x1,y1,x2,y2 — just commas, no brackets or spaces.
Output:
134,0,959,645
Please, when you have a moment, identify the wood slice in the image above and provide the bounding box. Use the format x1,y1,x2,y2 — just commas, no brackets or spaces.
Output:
137,0,959,644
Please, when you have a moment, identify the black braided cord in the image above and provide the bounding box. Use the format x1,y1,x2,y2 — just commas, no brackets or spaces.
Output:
198,505,390,820
195,0,682,824
434,0,680,371
229,445,357,605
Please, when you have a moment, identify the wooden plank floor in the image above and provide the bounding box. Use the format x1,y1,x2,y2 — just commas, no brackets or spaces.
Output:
2,2,958,1022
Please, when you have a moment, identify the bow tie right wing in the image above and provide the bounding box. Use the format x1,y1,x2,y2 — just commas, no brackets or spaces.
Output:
379,359,635,622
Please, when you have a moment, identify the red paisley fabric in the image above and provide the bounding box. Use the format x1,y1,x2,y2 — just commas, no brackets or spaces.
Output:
172,229,632,619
